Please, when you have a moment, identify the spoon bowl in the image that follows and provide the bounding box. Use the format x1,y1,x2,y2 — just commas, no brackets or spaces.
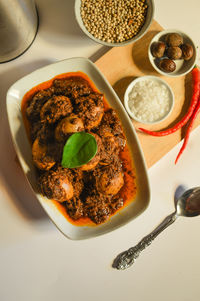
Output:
176,187,200,217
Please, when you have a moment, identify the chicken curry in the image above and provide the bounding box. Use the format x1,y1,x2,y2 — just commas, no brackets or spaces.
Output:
22,71,137,225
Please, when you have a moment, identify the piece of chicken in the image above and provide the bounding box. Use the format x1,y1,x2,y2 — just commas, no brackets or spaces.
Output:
55,114,84,142
65,197,84,220
98,128,120,164
53,77,92,98
40,95,73,124
84,195,110,224
39,167,84,203
26,87,55,122
39,167,74,202
98,109,126,153
84,193,124,224
98,108,126,151
75,92,104,130
100,109,123,136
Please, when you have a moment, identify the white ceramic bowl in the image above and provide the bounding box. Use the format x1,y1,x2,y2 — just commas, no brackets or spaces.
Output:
124,75,174,124
75,0,154,47
6,57,150,240
148,29,197,77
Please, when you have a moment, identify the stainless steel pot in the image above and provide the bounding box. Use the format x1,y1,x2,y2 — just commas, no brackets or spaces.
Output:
0,0,38,63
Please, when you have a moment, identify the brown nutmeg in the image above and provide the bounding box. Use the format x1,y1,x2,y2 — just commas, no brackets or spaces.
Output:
182,43,194,60
159,58,176,73
151,41,166,58
167,46,182,60
165,33,183,47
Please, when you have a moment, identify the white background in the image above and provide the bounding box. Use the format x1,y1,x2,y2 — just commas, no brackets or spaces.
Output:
0,1,200,300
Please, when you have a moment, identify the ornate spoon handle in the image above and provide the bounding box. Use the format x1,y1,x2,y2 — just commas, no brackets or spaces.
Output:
112,212,177,270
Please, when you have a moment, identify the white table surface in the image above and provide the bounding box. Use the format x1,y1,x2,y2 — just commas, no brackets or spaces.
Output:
0,1,200,300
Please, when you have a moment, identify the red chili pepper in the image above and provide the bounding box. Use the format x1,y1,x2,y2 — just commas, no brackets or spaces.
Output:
138,67,200,136
175,100,200,164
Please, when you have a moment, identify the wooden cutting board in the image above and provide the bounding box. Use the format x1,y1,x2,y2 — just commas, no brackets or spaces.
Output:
95,20,199,168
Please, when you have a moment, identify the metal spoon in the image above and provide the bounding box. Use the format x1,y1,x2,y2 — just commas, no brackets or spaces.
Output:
112,187,200,270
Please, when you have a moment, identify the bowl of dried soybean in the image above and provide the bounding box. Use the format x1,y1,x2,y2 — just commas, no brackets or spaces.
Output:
75,0,155,47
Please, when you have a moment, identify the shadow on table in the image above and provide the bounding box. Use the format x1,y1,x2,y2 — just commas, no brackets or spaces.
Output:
113,76,137,104
132,29,160,74
35,0,111,60
35,0,88,47
0,59,54,222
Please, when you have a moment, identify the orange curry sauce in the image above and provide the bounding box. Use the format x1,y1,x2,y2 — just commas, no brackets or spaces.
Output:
21,71,137,226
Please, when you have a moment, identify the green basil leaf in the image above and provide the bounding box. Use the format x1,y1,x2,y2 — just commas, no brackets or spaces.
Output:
61,132,97,168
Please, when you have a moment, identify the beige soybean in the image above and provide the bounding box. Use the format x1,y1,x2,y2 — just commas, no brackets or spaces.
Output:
81,0,148,43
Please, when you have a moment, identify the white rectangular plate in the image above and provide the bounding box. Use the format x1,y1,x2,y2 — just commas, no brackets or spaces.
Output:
6,57,150,240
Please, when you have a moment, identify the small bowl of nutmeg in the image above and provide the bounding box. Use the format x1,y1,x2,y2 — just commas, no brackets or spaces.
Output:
148,29,197,77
